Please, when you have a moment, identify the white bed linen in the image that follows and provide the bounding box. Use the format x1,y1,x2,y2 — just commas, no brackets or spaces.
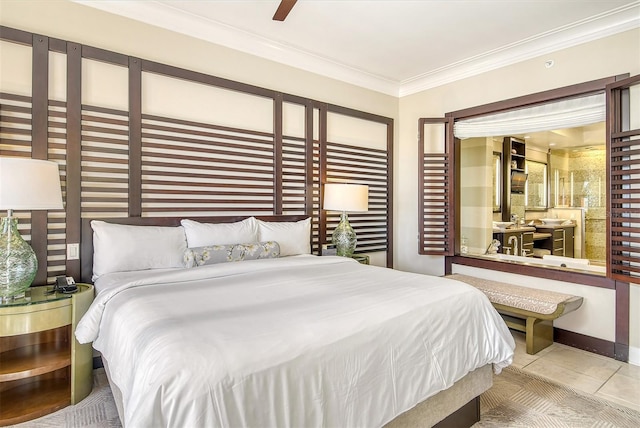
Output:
76,255,514,428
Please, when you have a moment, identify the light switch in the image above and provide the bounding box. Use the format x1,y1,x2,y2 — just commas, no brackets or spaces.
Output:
67,243,80,260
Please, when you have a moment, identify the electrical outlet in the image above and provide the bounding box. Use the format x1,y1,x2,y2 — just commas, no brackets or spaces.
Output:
67,243,80,260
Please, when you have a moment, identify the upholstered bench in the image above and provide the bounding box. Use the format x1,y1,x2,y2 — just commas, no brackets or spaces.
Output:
446,274,583,354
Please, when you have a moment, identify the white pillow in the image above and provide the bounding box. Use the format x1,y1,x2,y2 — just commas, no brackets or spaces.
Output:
257,217,311,256
91,220,187,280
180,217,258,248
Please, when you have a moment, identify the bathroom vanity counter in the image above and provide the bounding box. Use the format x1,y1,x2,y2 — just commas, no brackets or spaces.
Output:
535,223,576,230
534,224,575,257
492,226,536,233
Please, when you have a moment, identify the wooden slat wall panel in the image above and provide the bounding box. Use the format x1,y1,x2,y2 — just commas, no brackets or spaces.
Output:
281,136,307,216
140,114,275,217
1,25,395,275
325,141,389,253
0,93,32,156
47,100,67,281
80,105,130,217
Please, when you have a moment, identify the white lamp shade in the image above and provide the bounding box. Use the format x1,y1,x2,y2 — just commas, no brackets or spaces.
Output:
0,157,64,211
323,183,368,212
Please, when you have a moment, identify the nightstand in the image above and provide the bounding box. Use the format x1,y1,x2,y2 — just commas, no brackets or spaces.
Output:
0,284,94,426
352,254,370,265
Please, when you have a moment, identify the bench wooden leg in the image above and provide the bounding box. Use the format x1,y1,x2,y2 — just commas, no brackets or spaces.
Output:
526,317,553,355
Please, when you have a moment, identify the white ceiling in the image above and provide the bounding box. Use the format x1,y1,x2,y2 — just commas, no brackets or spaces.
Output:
75,0,640,96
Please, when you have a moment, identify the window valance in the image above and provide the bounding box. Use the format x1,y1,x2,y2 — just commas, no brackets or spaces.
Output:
453,93,605,139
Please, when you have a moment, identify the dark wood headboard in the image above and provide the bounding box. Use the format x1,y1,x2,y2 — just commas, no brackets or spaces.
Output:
80,215,309,284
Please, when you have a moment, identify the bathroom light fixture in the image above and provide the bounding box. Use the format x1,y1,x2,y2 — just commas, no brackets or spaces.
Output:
323,183,368,257
0,157,63,302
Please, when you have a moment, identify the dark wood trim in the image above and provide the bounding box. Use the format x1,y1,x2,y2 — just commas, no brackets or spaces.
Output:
615,281,630,361
447,75,622,119
454,138,461,251
65,42,82,280
31,34,48,159
327,103,393,125
433,396,480,428
274,94,283,214
0,26,33,45
447,255,615,289
304,100,314,218
48,37,66,54
446,118,455,257
282,92,312,106
418,119,426,255
554,328,622,361
31,34,49,285
386,119,394,268
81,45,128,66
318,103,328,247
141,59,276,99
128,57,142,217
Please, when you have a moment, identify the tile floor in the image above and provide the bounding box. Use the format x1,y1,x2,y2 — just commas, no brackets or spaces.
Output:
510,331,640,412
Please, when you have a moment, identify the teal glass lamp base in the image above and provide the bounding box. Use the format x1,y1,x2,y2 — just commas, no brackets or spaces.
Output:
332,212,357,257
0,216,37,303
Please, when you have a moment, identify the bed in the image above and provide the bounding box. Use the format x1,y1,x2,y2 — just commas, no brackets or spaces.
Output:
76,215,514,427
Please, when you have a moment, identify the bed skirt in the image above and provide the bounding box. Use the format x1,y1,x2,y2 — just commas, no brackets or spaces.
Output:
103,358,492,428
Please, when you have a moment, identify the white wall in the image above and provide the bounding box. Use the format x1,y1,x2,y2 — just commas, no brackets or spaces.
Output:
398,28,640,364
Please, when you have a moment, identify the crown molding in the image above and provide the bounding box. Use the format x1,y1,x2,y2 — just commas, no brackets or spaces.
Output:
73,0,400,95
75,1,639,98
399,2,640,97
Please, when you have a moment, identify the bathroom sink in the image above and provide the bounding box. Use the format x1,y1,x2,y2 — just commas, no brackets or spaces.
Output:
539,218,567,226
493,221,514,229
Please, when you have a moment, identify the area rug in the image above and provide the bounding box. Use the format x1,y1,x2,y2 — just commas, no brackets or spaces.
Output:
11,366,640,427
475,365,640,427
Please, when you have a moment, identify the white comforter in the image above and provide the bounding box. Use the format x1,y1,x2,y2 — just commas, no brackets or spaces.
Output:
76,255,514,428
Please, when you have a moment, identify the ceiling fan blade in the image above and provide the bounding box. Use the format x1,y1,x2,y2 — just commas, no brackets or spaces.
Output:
273,0,298,21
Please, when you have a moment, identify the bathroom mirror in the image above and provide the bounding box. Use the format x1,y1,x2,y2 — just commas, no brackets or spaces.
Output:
458,121,606,272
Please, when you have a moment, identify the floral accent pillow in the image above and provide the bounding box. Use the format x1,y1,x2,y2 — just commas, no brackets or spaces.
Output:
183,241,280,268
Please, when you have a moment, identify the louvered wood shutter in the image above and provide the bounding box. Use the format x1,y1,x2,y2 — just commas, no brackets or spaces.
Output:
418,118,455,256
608,74,640,284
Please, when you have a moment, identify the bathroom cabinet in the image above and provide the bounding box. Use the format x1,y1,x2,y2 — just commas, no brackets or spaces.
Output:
492,228,535,256
534,224,575,257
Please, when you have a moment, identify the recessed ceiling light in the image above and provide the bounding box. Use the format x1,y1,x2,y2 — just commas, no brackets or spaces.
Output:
524,135,531,139
549,143,556,146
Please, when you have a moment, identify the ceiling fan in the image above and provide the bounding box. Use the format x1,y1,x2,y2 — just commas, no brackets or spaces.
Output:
273,0,298,21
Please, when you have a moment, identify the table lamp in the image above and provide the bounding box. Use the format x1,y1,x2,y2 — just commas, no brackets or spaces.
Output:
0,157,64,302
323,183,368,257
